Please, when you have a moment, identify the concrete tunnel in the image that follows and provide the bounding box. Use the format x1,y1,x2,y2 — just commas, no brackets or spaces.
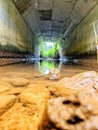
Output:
1,0,98,129
0,0,98,59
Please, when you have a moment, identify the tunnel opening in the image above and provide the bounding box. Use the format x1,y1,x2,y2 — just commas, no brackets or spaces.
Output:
40,41,59,58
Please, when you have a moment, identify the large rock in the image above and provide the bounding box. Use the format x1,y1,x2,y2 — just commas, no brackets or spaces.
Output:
46,85,75,98
57,71,98,93
47,91,98,130
19,85,49,130
0,95,16,116
0,81,13,93
0,103,37,130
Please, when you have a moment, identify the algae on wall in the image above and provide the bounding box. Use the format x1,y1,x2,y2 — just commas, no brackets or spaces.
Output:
61,4,98,57
0,0,34,53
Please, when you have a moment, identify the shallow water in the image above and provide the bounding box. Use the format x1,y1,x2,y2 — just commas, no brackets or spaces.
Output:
0,58,98,78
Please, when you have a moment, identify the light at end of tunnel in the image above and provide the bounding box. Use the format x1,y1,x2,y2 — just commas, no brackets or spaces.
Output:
45,42,54,47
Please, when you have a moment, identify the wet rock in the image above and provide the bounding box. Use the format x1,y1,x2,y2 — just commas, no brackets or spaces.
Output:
10,78,29,87
0,87,10,93
2,87,27,95
0,84,49,130
0,95,16,116
47,91,98,130
0,81,12,93
19,85,49,130
46,85,75,98
34,69,61,80
57,71,98,93
0,103,37,130
47,69,60,80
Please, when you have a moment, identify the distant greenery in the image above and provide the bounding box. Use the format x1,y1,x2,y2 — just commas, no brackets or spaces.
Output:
40,41,59,57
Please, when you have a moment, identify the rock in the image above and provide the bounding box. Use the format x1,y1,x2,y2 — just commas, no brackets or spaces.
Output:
0,87,10,93
19,85,49,130
47,68,60,80
0,84,49,130
0,81,12,93
57,71,98,93
0,95,16,116
0,103,37,130
3,87,27,95
10,78,29,87
47,91,98,130
46,84,75,98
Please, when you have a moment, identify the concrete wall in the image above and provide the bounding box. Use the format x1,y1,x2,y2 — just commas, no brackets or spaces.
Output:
0,0,34,53
61,4,98,57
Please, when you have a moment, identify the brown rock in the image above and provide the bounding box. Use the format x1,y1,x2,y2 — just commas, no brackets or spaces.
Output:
0,87,10,93
19,85,49,130
0,95,16,116
0,81,12,93
2,87,27,95
46,84,75,98
10,78,29,87
0,103,38,130
0,84,49,130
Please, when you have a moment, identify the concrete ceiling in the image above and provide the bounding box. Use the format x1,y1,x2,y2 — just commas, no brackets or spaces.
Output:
12,0,98,42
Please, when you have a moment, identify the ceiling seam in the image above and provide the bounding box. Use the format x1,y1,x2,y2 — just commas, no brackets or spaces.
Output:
34,0,42,39
61,0,78,39
12,0,35,38
51,0,55,41
66,2,98,39
68,0,79,21
19,0,32,14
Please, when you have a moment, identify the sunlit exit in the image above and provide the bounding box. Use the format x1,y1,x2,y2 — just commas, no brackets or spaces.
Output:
45,42,54,48
40,41,59,58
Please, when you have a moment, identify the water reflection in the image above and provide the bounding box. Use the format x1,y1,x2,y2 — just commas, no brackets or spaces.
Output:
40,60,60,74
0,57,80,75
0,58,97,80
38,58,79,74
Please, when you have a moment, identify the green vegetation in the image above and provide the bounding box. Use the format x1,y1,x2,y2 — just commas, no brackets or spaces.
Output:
40,41,59,57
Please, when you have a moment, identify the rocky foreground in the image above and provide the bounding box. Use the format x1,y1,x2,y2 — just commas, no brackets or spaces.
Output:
0,71,98,130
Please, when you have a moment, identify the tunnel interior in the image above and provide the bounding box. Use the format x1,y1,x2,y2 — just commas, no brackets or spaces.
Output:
0,0,98,60
1,1,98,129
